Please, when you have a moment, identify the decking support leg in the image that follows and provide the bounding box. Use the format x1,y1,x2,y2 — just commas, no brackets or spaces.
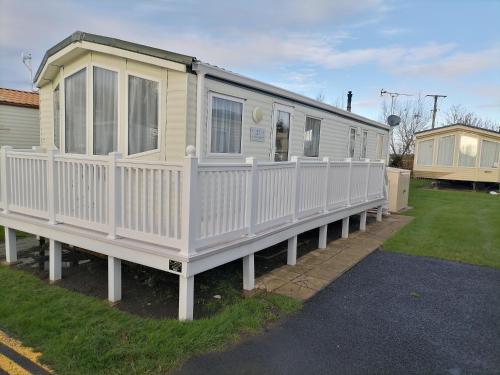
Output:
319,225,328,249
49,239,62,282
179,275,194,320
342,217,350,239
108,256,122,303
376,206,383,222
243,253,255,291
287,236,298,265
4,227,16,264
360,211,367,232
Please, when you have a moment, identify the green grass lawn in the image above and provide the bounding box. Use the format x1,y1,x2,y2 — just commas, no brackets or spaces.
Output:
384,179,500,269
0,265,300,374
0,225,30,242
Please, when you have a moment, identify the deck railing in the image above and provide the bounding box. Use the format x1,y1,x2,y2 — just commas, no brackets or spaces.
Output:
0,146,386,256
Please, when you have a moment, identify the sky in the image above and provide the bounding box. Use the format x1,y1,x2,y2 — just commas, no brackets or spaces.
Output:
0,0,499,126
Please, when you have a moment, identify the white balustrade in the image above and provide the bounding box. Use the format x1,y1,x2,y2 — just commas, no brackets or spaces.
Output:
0,145,386,257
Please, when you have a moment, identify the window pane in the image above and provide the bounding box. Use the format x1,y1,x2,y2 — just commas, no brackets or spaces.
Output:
417,139,434,165
376,134,384,159
128,75,158,155
349,128,356,158
93,67,118,155
304,117,321,157
458,135,478,167
274,110,290,161
210,96,243,154
361,130,368,159
53,85,60,149
480,140,499,168
65,68,87,154
437,135,455,166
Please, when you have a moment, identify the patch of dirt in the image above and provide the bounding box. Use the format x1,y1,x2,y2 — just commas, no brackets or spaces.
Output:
10,214,369,320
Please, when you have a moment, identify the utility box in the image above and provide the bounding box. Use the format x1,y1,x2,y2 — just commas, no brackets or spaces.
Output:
387,167,410,212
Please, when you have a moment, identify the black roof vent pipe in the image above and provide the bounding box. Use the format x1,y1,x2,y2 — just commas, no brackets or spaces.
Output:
347,91,352,112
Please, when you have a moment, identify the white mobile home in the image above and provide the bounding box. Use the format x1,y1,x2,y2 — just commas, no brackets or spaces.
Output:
1,32,389,320
0,88,39,149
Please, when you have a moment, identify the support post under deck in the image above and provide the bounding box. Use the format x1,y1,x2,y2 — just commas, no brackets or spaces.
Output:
108,256,122,303
360,211,367,232
179,275,194,320
342,217,350,239
49,239,62,282
287,235,298,265
243,253,255,291
4,227,16,264
319,224,328,249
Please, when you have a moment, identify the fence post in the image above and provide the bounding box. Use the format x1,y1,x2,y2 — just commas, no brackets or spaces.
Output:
291,156,301,221
364,158,371,202
181,145,198,255
47,148,59,224
0,146,12,213
107,152,122,239
345,158,352,207
245,157,258,235
323,157,330,213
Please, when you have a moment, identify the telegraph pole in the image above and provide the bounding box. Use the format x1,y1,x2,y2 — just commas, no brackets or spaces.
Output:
426,94,447,129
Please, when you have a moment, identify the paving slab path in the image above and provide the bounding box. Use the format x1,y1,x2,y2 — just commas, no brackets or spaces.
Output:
176,251,500,375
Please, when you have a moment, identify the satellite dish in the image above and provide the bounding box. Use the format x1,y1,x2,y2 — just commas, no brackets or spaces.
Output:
387,114,401,127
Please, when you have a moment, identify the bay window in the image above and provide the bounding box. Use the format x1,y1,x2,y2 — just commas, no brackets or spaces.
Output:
458,135,478,167
210,94,243,154
480,140,500,168
304,117,321,157
417,139,434,165
128,75,159,155
93,67,118,155
65,68,87,154
437,135,455,166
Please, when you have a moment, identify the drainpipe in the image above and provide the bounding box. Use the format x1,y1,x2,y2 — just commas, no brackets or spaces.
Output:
195,67,205,161
347,91,352,112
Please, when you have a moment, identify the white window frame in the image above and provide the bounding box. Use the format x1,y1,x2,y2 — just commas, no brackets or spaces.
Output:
361,129,368,159
62,65,89,155
479,139,500,168
436,135,456,167
348,127,357,158
271,102,294,162
416,139,435,166
457,134,479,168
90,63,121,156
375,133,385,160
125,71,161,158
303,115,321,158
207,91,245,157
53,84,60,149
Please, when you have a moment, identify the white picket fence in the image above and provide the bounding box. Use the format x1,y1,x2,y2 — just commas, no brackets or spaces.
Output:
0,146,386,256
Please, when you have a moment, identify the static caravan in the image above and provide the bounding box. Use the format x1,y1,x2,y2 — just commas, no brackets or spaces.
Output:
414,124,500,185
1,31,390,320
0,88,39,149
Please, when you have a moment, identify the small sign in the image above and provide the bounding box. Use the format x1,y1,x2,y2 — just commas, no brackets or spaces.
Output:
250,127,265,142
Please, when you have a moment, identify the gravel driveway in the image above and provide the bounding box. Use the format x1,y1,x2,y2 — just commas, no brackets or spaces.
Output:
176,250,500,375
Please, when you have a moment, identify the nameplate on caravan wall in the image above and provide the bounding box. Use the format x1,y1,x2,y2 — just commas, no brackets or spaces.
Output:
250,127,265,142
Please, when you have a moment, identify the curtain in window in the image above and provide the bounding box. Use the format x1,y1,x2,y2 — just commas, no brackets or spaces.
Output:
458,135,478,167
480,140,499,168
361,131,368,159
93,67,118,155
437,135,455,166
349,128,356,158
128,76,158,155
210,96,242,154
53,85,60,149
417,139,434,165
65,68,87,154
304,117,321,157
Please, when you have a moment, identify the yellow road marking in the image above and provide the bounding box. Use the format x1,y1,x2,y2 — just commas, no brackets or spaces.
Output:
0,353,31,375
0,330,52,373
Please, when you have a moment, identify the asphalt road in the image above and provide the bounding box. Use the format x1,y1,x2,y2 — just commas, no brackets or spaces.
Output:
176,251,500,375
